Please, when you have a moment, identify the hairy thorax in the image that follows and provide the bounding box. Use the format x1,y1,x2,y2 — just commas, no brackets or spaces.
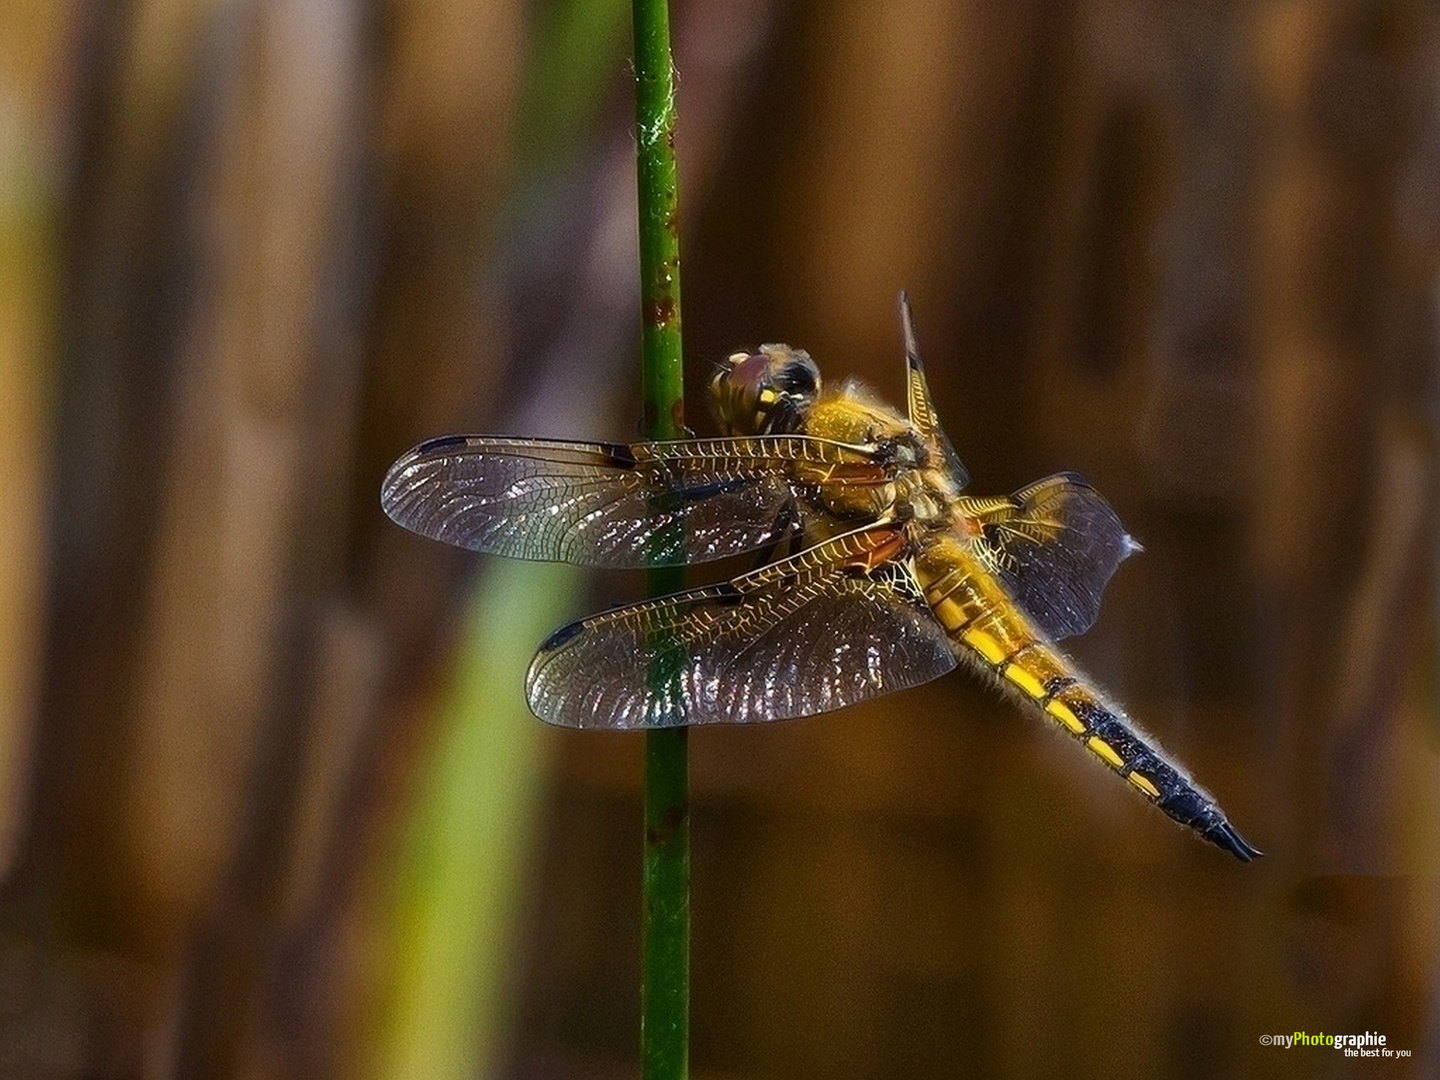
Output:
804,386,959,532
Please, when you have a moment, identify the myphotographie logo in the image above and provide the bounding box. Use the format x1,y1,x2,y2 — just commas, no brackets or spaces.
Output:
1259,1032,1409,1059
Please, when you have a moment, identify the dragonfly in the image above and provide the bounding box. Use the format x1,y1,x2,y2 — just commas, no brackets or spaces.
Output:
381,295,1261,860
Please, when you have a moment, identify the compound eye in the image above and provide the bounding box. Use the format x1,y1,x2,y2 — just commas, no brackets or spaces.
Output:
773,351,819,398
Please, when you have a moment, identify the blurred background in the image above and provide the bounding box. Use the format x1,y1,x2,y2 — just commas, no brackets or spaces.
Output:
0,1,1436,1077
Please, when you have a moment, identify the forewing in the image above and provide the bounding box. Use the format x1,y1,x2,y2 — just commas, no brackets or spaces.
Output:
526,525,957,728
381,434,879,568
966,472,1139,639
900,292,970,489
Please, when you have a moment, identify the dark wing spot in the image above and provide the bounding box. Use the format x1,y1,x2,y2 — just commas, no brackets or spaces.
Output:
711,583,746,606
646,478,751,512
415,434,471,455
538,620,586,653
599,441,640,466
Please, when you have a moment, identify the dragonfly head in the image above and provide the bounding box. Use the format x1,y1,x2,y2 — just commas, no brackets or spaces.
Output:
710,345,821,435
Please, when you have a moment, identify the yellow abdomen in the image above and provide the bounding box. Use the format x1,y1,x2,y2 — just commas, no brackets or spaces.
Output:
913,532,1258,859
914,535,1166,802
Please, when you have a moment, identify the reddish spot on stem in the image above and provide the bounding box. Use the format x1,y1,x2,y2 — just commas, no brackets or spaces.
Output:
647,803,688,845
670,398,686,432
666,207,680,237
645,295,676,327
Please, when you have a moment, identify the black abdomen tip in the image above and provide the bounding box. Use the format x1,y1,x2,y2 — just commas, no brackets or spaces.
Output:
1204,819,1264,862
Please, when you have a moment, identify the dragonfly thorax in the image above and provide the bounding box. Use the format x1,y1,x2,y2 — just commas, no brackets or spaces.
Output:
889,463,957,527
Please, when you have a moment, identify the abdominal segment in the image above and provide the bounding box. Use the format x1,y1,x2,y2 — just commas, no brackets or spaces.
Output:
914,547,1259,860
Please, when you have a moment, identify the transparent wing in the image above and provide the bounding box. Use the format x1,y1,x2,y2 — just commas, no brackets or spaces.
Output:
381,434,886,568
526,524,958,728
899,292,969,489
962,472,1139,639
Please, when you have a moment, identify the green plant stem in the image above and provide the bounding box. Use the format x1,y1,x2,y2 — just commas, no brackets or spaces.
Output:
633,1,688,1078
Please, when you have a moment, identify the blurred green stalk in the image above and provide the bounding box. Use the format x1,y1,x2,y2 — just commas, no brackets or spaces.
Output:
376,561,578,1080
372,5,629,1079
632,0,689,1078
